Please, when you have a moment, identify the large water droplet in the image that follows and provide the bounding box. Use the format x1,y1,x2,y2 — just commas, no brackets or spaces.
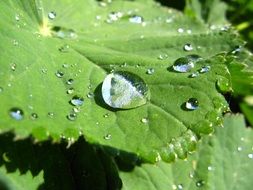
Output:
48,11,56,20
70,96,84,106
172,58,194,73
129,15,144,24
9,108,24,120
102,71,149,109
185,98,199,110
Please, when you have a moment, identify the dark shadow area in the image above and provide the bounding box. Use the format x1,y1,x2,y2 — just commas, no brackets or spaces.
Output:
155,0,185,10
0,133,125,190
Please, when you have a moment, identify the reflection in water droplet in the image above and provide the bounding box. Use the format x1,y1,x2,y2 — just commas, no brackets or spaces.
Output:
9,108,24,120
31,113,38,120
185,98,199,110
70,96,84,106
55,71,64,78
102,71,149,109
183,43,193,51
67,88,74,94
141,117,148,124
67,113,77,121
129,15,144,24
199,66,210,73
146,68,155,75
104,134,111,140
66,79,74,85
48,11,56,20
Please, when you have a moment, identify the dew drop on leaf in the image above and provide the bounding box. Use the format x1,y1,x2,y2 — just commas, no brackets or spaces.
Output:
48,11,56,20
48,112,54,118
129,15,144,24
185,98,199,110
10,63,16,71
216,77,231,92
103,113,109,118
15,14,20,21
30,113,38,120
67,88,74,94
13,39,18,46
70,96,84,106
66,79,74,85
172,57,194,73
55,70,64,78
183,43,193,51
67,113,77,121
141,117,148,124
207,166,213,171
177,28,184,33
102,71,149,109
237,146,242,151
59,44,70,53
146,68,155,75
177,184,183,190
87,92,94,99
104,134,112,140
199,66,210,73
9,108,24,120
196,180,205,187
248,153,253,159
189,72,199,78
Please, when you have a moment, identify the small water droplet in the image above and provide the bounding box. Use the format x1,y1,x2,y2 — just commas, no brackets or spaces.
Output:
185,98,199,110
104,134,111,140
141,117,149,124
189,72,199,78
248,153,253,159
177,28,184,33
9,108,24,120
15,14,20,21
177,184,183,190
87,92,94,99
67,88,74,94
207,166,213,171
73,107,80,113
183,43,193,51
146,68,155,75
10,63,16,71
103,113,109,118
158,54,168,60
187,29,192,34
196,180,205,187
59,44,70,53
199,66,210,73
129,15,144,24
70,96,84,106
48,11,56,20
67,113,77,121
237,146,242,151
48,112,54,118
55,71,64,78
13,39,18,46
66,79,74,85
102,71,149,109
189,171,194,178
30,113,38,120
41,68,48,74
62,63,69,68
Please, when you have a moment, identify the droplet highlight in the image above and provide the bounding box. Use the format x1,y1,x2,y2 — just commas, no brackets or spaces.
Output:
48,11,56,20
185,98,199,110
70,96,84,106
9,108,24,120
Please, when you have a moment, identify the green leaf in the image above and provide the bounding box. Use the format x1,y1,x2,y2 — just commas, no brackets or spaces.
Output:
185,0,228,25
0,0,245,162
119,114,253,189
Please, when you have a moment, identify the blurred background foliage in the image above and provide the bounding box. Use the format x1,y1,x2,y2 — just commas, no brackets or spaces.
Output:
157,0,253,50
